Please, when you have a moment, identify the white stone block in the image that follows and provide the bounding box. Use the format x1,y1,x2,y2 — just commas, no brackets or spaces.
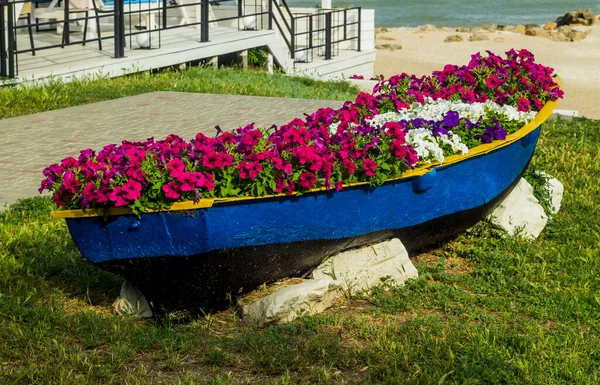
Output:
311,238,418,293
239,279,343,327
488,178,548,239
114,280,153,318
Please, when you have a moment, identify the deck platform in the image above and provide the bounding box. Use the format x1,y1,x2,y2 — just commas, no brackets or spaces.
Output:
9,26,278,83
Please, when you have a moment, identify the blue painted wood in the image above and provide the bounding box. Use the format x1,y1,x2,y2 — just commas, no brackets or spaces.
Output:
66,127,541,264
412,169,437,193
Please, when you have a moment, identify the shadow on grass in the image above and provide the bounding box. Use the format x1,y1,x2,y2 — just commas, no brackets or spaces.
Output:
1,196,122,307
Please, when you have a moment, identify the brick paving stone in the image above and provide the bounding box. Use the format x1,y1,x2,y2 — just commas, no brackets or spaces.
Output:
0,92,343,207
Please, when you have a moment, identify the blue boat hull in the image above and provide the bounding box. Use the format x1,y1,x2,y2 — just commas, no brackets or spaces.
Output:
66,127,542,315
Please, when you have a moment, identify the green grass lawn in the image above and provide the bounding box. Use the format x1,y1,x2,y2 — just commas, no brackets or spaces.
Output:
0,66,359,120
1,68,599,383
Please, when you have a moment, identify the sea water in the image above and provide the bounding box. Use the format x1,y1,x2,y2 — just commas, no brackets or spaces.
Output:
285,0,600,27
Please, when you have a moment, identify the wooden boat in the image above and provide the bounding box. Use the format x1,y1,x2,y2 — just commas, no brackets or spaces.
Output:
53,99,557,315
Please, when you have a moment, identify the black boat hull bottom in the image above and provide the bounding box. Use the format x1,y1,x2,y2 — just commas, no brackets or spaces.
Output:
98,171,524,316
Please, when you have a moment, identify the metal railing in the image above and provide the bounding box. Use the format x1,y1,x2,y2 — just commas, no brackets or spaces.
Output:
293,7,361,63
0,0,363,78
267,0,361,63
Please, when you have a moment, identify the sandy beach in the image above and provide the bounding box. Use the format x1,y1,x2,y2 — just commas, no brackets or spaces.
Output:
374,25,600,119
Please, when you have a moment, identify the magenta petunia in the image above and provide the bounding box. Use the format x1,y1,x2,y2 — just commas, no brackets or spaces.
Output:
162,182,181,200
204,173,215,191
238,161,262,180
109,186,129,207
218,153,234,168
82,182,98,201
202,152,221,169
390,140,407,159
299,172,317,189
517,97,531,112
167,158,185,179
362,158,377,177
192,172,206,188
485,75,502,89
121,180,142,201
178,172,197,192
343,159,357,174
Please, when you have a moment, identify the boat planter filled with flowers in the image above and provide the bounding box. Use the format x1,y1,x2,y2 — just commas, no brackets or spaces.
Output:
43,50,562,314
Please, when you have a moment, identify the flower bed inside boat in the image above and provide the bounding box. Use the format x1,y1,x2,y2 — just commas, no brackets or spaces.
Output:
41,49,563,215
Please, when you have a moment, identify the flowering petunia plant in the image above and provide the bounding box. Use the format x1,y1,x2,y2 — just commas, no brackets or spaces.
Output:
40,50,562,214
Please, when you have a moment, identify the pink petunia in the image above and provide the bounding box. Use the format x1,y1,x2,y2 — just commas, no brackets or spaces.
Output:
517,97,531,112
62,170,81,194
343,159,357,174
299,172,317,189
167,158,185,179
122,180,142,200
390,140,407,159
109,186,129,207
238,161,262,180
362,158,377,177
162,182,181,200
204,173,215,191
202,152,221,169
192,172,206,188
485,75,501,89
178,172,197,192
218,153,234,168
82,182,98,201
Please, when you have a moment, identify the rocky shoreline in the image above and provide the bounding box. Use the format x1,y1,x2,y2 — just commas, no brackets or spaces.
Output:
375,9,599,50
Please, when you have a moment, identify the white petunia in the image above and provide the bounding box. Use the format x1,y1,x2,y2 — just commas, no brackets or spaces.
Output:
406,128,446,164
366,99,535,129
438,131,469,155
405,128,470,165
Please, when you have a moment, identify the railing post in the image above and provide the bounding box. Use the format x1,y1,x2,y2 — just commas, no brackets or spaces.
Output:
113,0,125,57
0,1,7,77
162,0,167,29
308,13,313,51
324,11,332,60
343,8,346,40
6,0,15,77
268,0,273,30
63,0,70,44
357,7,361,52
200,0,209,42
290,13,295,60
238,0,242,18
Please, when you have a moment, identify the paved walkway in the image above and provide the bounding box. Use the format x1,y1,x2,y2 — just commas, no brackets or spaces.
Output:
0,92,342,206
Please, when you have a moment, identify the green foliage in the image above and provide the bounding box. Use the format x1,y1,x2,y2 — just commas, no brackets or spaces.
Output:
1,114,600,383
523,163,554,215
247,47,271,68
0,66,359,120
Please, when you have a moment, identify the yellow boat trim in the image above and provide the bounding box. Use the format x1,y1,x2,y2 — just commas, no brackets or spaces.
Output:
52,95,558,219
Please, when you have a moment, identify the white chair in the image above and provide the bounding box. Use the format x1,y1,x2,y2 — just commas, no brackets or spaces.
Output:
32,0,104,47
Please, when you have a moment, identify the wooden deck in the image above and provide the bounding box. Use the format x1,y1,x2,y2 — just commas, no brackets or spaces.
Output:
2,6,375,84
9,25,277,83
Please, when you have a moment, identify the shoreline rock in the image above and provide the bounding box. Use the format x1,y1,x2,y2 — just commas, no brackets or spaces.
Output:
375,9,597,44
444,34,463,43
556,9,598,27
